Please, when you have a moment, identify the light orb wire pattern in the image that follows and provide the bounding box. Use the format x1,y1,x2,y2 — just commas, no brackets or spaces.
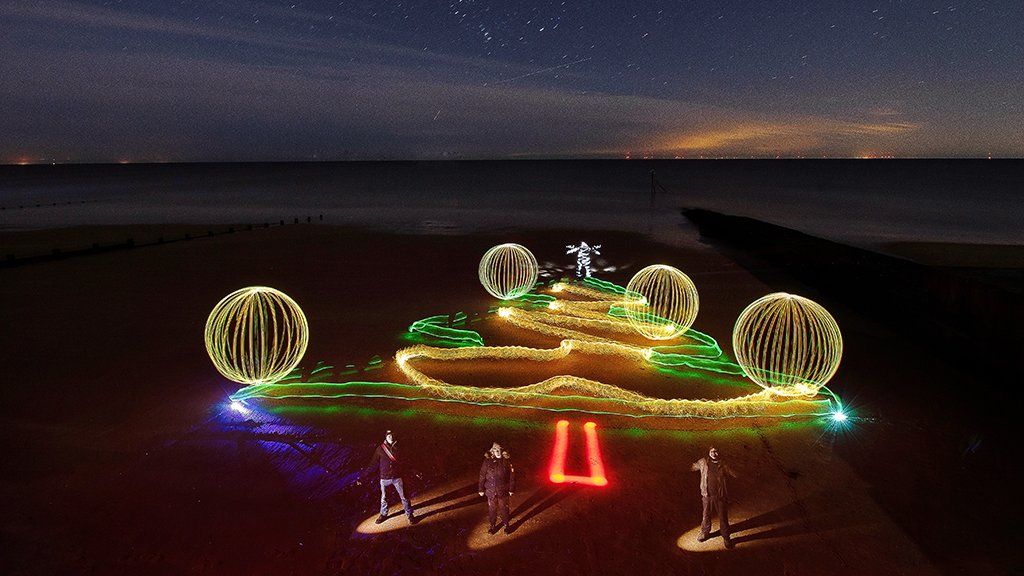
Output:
732,292,842,396
478,243,539,300
205,286,309,385
622,264,699,340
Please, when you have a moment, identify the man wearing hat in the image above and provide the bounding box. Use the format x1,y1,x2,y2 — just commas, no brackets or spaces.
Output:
366,429,415,524
478,442,515,534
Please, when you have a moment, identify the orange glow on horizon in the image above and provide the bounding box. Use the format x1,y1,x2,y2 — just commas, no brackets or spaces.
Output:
657,119,918,157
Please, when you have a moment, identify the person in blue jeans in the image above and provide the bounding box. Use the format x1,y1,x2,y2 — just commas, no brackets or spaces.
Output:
365,430,415,524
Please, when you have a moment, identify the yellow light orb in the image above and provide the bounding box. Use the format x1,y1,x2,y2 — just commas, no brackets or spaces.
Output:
622,264,699,340
732,292,842,396
205,286,309,385
478,243,538,300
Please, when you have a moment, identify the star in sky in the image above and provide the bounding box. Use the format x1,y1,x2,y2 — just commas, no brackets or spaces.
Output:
1,0,1021,161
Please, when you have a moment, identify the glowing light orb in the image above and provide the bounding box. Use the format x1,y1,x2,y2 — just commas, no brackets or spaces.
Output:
478,243,538,300
732,292,842,396
205,286,309,385
622,264,699,340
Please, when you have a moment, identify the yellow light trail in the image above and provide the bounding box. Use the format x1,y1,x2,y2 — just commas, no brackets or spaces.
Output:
393,281,837,419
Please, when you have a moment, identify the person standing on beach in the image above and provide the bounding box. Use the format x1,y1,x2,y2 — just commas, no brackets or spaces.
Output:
478,442,515,534
365,430,415,524
691,446,738,548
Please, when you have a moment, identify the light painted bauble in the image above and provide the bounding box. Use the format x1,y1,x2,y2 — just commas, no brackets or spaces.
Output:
205,286,309,385
478,243,539,300
622,264,699,340
732,292,842,396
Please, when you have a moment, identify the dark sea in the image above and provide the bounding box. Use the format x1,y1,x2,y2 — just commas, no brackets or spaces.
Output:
1,160,1022,257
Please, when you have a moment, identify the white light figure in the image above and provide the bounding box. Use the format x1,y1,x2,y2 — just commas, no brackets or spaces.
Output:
566,242,601,278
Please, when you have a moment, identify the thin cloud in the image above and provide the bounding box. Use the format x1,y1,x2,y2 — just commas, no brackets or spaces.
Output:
0,0,534,78
656,120,920,156
1,1,1011,160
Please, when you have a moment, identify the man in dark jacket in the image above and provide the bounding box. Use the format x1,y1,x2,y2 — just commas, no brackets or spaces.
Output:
691,446,738,548
478,442,515,534
366,430,414,524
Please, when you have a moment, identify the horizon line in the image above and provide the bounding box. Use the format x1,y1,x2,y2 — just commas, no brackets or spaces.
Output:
1,155,1012,166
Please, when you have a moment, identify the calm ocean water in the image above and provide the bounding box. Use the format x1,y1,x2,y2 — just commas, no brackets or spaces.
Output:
1,160,1022,250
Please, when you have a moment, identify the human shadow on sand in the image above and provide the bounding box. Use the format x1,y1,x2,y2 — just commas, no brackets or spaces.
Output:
505,484,580,534
414,482,479,510
415,483,487,521
375,482,482,522
702,492,852,544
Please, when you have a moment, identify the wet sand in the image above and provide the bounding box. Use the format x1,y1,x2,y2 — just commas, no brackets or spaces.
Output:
0,223,1016,575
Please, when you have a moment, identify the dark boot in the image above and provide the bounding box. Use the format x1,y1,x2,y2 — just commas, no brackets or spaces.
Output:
374,515,387,525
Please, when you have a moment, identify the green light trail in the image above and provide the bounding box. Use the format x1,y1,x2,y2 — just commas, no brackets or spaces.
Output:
229,277,842,423
231,380,836,420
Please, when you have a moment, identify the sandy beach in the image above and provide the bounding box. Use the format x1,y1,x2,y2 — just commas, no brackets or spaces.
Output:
6,0,1024,568
2,217,1018,575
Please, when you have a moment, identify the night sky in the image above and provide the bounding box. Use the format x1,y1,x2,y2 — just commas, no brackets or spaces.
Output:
2,1,1022,162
